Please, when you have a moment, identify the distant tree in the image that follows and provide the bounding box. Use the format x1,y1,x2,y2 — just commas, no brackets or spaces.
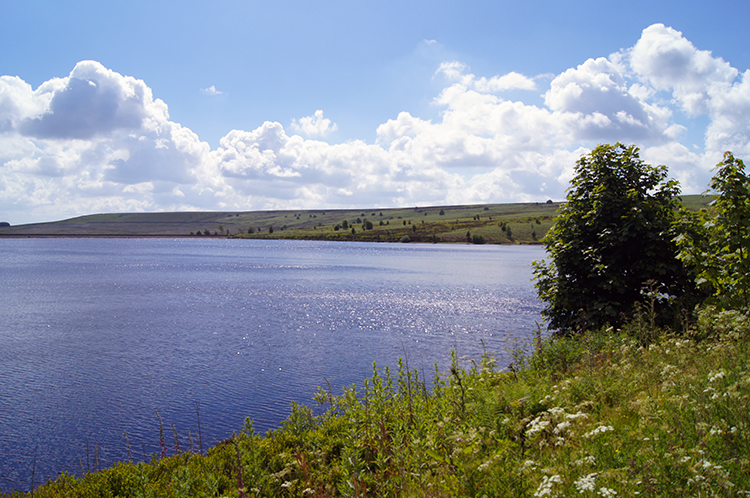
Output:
203,229,210,236
472,234,485,244
218,225,224,234
248,227,254,234
351,227,356,234
269,226,273,234
342,220,348,229
466,231,472,243
365,220,373,230
533,143,695,333
439,209,445,215
412,224,416,232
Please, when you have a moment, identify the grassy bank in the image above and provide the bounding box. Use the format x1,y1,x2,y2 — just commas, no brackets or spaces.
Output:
6,307,749,497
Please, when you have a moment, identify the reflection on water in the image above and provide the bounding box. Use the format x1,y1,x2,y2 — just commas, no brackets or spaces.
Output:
0,238,544,491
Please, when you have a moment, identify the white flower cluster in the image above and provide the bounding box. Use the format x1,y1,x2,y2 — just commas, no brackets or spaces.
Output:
526,417,551,438
534,475,562,497
574,455,597,466
708,371,726,383
583,425,615,438
574,473,598,493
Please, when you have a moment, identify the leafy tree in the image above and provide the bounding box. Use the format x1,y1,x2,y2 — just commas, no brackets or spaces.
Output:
675,152,750,310
533,143,694,333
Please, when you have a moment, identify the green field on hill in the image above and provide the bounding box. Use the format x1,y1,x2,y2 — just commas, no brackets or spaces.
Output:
0,195,712,244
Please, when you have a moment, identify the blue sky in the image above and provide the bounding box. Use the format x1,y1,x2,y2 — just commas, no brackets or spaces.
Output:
1,0,749,224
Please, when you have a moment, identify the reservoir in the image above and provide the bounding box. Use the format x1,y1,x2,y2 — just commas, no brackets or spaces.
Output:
0,238,544,492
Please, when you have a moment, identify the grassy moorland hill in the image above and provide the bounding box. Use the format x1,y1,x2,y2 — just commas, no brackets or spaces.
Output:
0,195,712,244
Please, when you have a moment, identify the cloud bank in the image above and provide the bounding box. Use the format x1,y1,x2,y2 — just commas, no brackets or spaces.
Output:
1,24,749,224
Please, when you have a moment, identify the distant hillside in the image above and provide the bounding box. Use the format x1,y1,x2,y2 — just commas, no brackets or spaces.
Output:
0,195,712,244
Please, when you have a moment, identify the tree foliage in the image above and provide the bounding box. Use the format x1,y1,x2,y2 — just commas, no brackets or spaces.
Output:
675,152,750,310
533,143,695,333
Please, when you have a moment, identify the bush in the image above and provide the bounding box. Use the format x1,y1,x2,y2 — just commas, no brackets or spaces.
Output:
533,143,693,334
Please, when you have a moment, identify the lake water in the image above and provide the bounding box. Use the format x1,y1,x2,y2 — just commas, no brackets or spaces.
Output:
0,238,544,492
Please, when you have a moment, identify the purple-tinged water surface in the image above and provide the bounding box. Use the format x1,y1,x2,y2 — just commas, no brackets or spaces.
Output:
0,238,544,492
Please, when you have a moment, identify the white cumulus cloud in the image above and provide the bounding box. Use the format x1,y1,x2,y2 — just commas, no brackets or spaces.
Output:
201,85,223,96
1,24,749,225
290,110,338,138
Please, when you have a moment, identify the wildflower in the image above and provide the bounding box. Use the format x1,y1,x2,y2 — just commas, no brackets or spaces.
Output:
302,489,315,495
554,421,571,435
583,425,615,438
526,417,550,438
566,412,589,421
521,459,537,471
533,475,562,497
281,481,293,488
708,371,726,382
574,473,598,493
574,455,597,466
598,487,617,497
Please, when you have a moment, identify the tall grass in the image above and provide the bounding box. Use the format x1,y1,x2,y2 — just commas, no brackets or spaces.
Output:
5,307,749,497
